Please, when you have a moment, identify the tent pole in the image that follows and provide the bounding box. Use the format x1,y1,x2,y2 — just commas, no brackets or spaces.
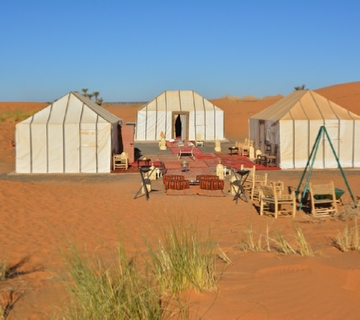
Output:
296,126,323,210
297,125,357,211
323,127,357,207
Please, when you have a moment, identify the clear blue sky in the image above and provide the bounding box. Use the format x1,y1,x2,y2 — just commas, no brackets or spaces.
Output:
1,0,359,102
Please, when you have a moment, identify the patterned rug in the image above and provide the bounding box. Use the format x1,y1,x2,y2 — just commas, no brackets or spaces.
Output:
195,153,217,160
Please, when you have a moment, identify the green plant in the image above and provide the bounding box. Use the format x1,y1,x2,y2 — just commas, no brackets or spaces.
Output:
59,243,184,320
146,218,217,295
333,220,360,252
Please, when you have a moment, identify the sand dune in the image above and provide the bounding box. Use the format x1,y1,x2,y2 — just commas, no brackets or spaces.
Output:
0,83,360,319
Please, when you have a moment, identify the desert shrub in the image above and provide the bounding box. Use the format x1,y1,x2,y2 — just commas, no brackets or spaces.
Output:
59,243,184,320
146,218,217,294
237,224,316,257
333,220,360,252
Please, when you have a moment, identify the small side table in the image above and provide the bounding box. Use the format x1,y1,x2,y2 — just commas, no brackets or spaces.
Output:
229,147,239,155
137,157,151,168
232,169,250,203
134,166,156,201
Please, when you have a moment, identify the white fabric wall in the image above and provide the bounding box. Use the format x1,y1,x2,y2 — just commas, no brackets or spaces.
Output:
251,118,360,169
354,121,360,167
16,94,116,173
135,91,225,141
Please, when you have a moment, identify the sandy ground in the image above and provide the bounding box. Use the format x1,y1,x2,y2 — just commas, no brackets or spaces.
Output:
1,82,360,319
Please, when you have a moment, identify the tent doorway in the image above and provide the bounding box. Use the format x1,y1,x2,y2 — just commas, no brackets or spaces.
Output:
259,120,266,152
172,112,189,140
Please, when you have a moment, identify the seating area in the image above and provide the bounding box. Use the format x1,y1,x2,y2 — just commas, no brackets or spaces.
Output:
116,141,346,218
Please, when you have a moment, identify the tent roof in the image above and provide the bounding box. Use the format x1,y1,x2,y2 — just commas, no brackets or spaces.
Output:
138,90,223,112
250,90,360,121
19,92,121,124
72,91,121,123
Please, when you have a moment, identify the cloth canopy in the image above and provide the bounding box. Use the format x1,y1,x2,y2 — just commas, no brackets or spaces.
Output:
16,92,122,173
249,90,360,169
135,90,225,141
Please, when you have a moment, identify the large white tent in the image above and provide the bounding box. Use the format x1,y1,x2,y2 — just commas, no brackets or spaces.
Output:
16,92,122,173
135,90,225,141
249,90,360,169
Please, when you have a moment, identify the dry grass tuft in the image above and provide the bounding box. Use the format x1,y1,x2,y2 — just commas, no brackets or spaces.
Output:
334,203,360,221
238,224,270,252
237,224,317,257
333,219,360,252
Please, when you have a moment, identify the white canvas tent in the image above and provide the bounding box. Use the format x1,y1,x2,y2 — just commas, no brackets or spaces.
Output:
135,90,225,141
16,92,122,173
249,90,360,169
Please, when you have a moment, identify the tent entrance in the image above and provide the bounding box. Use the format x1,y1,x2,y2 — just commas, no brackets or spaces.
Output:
259,120,266,152
172,112,189,140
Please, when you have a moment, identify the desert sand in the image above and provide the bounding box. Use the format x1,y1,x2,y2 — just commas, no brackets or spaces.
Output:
1,82,360,319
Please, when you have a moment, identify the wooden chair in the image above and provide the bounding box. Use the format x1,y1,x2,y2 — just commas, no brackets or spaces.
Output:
196,133,204,147
309,181,338,217
242,166,256,196
260,185,296,218
113,152,129,170
270,181,284,196
243,168,267,202
251,173,268,201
